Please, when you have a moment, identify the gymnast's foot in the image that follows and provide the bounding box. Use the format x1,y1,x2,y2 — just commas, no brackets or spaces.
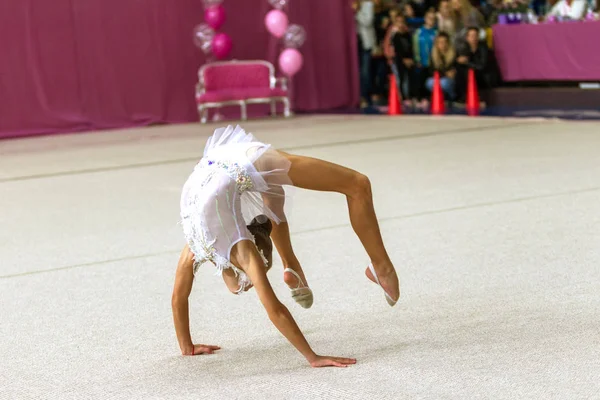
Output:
284,266,313,309
365,262,400,306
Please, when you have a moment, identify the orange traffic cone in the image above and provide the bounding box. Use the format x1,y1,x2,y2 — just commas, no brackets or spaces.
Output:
431,71,445,115
466,68,480,116
388,74,402,115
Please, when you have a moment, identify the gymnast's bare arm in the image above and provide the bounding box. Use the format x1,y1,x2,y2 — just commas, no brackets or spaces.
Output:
171,245,221,356
231,240,357,368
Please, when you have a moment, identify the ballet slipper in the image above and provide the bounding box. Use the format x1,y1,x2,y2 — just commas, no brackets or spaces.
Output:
284,268,314,309
367,263,397,307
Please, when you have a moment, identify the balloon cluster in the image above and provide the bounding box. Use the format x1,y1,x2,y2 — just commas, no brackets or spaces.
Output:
264,0,306,77
193,0,232,60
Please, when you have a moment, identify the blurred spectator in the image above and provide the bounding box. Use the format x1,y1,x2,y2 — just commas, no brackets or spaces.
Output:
403,3,426,30
403,2,416,18
488,0,536,24
401,0,437,17
485,0,505,25
411,0,427,17
372,0,391,103
437,0,457,39
546,0,588,19
355,0,377,108
451,0,486,53
426,32,456,100
392,15,419,108
413,9,438,109
383,8,402,76
454,27,488,106
413,9,437,69
383,8,400,62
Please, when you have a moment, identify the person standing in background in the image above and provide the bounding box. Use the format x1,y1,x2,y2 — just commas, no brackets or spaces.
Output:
354,0,377,110
451,0,485,53
437,0,456,39
392,15,419,110
546,0,588,19
372,0,392,104
383,7,402,90
412,9,437,110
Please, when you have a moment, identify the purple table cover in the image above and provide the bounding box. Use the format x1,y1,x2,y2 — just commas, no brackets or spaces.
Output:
493,21,600,81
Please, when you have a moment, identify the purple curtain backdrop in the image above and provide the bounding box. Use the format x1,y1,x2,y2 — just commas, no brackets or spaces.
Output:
0,0,359,139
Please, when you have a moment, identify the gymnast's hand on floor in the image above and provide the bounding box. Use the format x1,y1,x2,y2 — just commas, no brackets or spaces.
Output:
309,355,357,368
185,344,221,356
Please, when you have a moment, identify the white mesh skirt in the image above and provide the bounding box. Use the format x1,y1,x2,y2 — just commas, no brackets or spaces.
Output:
180,125,292,291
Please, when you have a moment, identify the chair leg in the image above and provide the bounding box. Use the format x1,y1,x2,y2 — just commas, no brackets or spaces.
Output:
283,98,291,118
240,101,248,121
199,106,208,124
270,100,277,117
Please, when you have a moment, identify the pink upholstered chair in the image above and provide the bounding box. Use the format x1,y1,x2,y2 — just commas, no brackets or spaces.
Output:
196,60,290,124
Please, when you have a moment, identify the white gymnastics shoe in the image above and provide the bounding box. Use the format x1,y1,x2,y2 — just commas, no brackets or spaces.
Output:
367,263,397,307
284,268,314,309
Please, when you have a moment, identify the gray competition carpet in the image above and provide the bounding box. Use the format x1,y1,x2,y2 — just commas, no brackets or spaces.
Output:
1,116,599,399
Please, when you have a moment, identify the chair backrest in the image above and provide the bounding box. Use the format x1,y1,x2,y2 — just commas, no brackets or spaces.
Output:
200,60,274,92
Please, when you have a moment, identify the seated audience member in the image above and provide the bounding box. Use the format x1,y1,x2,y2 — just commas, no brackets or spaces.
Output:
413,9,438,109
454,27,488,106
546,0,588,20
392,15,419,109
426,32,456,100
437,0,456,39
451,0,486,53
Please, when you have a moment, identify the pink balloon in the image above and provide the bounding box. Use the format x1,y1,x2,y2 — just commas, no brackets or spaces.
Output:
205,5,227,30
279,48,303,76
265,10,288,38
212,33,232,59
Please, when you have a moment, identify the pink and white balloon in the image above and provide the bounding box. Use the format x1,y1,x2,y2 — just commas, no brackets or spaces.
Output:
203,0,224,6
194,23,215,54
268,0,288,10
265,0,306,76
194,0,232,60
283,24,306,49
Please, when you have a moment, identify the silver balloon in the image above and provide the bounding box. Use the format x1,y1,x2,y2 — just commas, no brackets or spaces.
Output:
193,24,215,54
283,24,306,49
203,0,224,7
268,0,288,10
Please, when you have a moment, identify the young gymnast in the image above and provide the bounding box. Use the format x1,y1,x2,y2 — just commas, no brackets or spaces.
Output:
172,125,399,367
